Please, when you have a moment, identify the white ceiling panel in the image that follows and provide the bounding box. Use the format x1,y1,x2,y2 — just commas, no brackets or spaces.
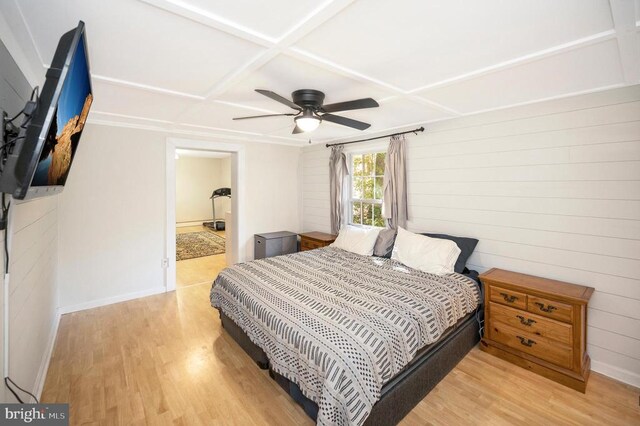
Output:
294,0,614,91
179,0,323,39
87,111,172,130
179,100,297,134
16,0,265,95
417,39,625,114
345,98,454,130
218,54,393,111
91,80,197,121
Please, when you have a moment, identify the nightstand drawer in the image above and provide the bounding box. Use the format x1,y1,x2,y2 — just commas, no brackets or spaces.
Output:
489,302,572,344
301,240,322,251
527,295,573,323
489,286,527,310
489,320,573,369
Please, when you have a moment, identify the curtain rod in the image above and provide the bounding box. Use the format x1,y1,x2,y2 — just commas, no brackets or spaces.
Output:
325,126,425,148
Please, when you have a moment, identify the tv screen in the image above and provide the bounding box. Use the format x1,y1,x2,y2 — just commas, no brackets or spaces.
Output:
0,21,92,200
31,33,92,187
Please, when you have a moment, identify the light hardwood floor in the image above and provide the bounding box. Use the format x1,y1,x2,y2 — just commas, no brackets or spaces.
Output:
176,225,227,288
41,278,640,425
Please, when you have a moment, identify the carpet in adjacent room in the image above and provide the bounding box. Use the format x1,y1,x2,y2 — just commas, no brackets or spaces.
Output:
176,230,225,261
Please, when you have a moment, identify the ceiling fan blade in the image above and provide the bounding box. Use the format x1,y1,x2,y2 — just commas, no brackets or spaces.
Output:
255,89,301,110
292,125,304,134
321,113,371,131
321,98,379,113
233,113,297,121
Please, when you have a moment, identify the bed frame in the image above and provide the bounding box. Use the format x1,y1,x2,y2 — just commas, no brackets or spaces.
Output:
219,309,481,425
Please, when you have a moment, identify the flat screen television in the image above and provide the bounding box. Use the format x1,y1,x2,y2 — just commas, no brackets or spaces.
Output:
0,21,92,200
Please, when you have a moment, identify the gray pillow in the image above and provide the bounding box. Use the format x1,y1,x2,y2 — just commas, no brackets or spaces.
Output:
420,233,478,273
373,228,397,258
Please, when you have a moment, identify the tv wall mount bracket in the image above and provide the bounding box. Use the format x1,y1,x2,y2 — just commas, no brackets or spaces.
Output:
1,111,19,148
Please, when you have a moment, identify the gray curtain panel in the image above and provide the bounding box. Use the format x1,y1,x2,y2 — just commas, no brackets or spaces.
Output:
329,145,349,234
382,134,408,229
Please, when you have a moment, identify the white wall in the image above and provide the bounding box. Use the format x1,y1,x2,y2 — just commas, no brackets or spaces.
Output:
57,123,302,310
176,156,230,224
301,85,640,387
57,125,167,311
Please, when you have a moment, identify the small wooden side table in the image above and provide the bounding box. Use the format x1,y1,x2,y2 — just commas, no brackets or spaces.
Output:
299,231,337,251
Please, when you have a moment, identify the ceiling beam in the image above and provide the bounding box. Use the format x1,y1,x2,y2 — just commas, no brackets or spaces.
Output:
93,75,205,100
169,0,358,123
408,30,617,94
138,0,277,47
609,0,640,84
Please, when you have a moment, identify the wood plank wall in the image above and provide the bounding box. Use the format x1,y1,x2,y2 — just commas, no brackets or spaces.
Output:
301,85,640,386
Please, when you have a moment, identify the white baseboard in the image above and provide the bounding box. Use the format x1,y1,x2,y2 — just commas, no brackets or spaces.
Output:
33,309,61,401
592,359,640,388
58,286,167,315
176,220,213,228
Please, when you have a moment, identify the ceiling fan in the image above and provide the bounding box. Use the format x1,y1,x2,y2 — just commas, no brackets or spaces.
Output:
232,89,379,133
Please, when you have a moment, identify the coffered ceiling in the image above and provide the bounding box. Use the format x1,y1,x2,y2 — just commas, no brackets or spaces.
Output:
1,0,639,146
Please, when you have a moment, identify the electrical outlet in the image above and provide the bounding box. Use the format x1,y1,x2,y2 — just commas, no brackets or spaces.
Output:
161,258,169,268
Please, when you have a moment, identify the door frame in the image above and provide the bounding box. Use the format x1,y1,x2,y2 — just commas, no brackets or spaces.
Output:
165,137,245,291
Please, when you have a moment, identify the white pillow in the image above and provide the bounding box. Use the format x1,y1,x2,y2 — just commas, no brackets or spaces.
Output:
391,227,461,275
330,225,381,256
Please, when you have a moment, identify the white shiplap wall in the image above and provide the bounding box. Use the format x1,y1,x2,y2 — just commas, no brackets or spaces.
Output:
301,85,640,387
1,196,59,402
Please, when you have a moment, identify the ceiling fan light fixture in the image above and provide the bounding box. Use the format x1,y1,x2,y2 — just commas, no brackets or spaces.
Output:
236,89,377,132
295,110,321,132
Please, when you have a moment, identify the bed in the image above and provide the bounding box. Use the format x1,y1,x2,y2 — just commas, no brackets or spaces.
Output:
210,246,482,426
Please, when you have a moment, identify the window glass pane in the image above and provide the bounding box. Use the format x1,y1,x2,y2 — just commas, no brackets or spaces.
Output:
352,177,363,199
363,153,374,176
362,203,373,226
374,176,383,200
375,152,385,176
373,204,384,227
363,177,374,200
352,155,363,177
352,201,362,225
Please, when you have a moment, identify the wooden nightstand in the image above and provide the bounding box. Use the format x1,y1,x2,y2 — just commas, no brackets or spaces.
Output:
479,268,594,392
299,232,337,251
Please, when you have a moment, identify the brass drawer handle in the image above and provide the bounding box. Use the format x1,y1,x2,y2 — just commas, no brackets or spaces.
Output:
534,302,557,313
516,336,536,347
516,315,536,327
500,292,518,303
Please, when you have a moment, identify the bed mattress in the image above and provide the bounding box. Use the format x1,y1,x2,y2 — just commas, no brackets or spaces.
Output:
210,247,481,426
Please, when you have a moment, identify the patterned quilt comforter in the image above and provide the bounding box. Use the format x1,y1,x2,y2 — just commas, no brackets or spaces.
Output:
210,247,480,426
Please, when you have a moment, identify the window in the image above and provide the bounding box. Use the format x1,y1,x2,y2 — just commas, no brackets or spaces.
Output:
349,151,386,227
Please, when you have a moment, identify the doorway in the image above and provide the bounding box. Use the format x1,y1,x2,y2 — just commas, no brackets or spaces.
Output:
174,149,230,287
165,138,245,292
